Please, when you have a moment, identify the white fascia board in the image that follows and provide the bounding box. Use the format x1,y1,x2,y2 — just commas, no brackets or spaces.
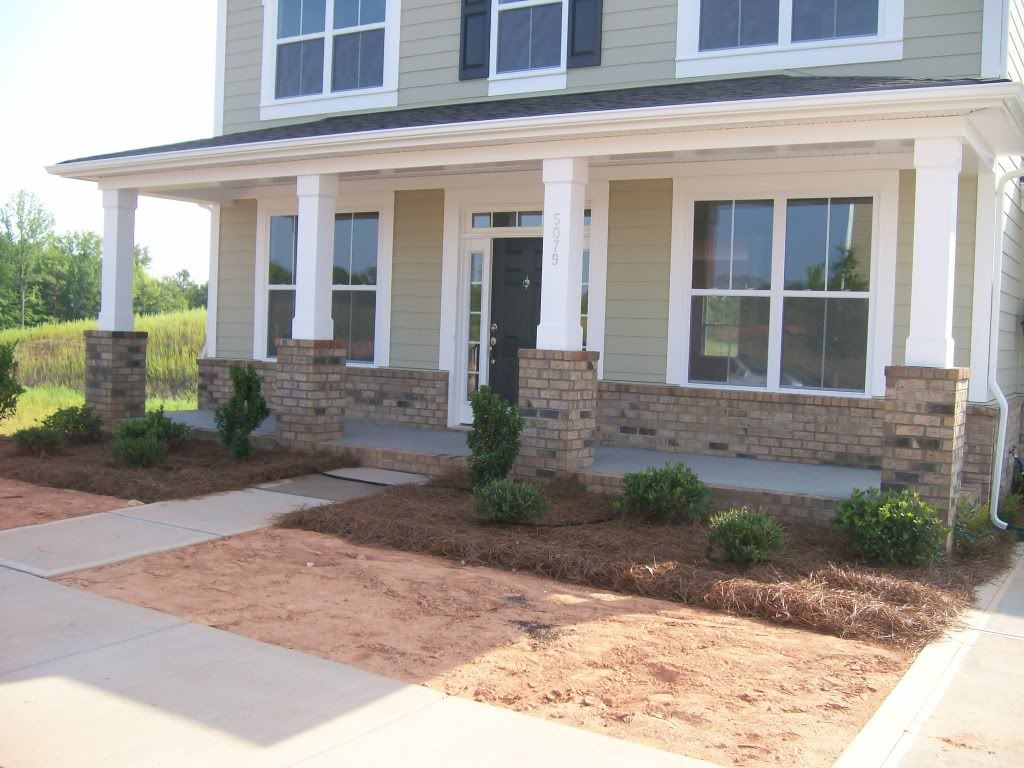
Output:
47,82,1024,183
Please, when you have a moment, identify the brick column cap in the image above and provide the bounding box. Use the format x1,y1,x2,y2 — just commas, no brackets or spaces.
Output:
519,349,599,363
84,330,149,339
276,338,348,351
885,365,970,382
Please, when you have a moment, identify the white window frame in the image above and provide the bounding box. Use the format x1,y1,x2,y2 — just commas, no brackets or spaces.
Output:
675,0,904,78
488,0,569,96
666,171,898,399
253,191,394,366
259,0,401,121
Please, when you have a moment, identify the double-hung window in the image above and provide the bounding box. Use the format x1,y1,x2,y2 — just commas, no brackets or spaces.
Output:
490,0,568,94
263,212,380,363
683,193,876,394
261,0,399,120
677,0,903,77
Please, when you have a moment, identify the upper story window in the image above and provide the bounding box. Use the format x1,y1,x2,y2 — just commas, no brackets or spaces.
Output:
260,0,400,121
459,0,604,96
677,0,903,77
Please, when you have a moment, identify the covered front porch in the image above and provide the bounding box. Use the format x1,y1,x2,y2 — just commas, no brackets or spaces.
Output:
48,75,1024,522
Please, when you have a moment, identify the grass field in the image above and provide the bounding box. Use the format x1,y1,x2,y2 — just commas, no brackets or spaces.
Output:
0,309,205,397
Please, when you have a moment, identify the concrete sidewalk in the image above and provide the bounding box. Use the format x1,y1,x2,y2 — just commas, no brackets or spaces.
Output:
0,568,712,767
835,545,1024,768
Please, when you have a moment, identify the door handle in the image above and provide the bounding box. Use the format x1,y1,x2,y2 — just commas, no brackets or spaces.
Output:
490,323,498,332
489,336,497,348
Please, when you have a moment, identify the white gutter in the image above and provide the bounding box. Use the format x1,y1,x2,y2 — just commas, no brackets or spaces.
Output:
46,81,1024,181
988,168,1023,530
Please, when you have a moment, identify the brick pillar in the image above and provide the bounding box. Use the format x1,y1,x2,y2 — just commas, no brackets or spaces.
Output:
274,339,346,449
516,349,599,479
84,330,147,427
882,366,970,527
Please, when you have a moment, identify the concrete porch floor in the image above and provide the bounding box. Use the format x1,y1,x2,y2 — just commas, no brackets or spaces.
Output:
168,410,878,499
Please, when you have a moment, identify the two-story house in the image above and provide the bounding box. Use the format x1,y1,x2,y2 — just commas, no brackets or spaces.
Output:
50,0,1024,526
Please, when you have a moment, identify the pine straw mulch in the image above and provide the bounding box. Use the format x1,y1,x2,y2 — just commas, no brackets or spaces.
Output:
278,473,1018,648
0,435,354,503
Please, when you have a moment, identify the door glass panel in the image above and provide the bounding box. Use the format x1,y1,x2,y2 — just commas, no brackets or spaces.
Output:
467,251,484,397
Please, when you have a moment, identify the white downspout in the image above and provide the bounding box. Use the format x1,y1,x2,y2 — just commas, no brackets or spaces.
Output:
987,168,1023,530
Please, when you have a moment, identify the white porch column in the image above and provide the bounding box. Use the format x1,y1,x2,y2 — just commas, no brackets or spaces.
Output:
969,167,997,401
292,174,337,340
905,138,963,368
537,157,589,350
97,189,138,331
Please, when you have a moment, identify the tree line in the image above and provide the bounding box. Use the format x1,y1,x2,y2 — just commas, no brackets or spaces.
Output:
0,191,207,330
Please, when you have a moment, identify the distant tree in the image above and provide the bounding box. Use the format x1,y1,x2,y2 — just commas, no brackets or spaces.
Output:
0,191,55,328
43,231,102,322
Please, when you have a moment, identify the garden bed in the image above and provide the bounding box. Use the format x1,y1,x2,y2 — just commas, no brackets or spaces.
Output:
278,474,1017,647
0,435,352,503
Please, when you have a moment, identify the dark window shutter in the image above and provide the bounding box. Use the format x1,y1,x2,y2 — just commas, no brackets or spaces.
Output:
459,0,491,80
568,0,603,69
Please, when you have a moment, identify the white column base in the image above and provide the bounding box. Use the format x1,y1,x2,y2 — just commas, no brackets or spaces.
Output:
905,335,956,369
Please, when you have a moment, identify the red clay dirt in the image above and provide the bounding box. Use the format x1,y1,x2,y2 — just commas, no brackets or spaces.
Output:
62,527,909,768
0,478,135,530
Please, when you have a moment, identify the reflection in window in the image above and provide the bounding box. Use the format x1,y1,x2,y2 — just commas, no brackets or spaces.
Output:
693,200,773,290
781,297,868,391
267,215,298,356
785,198,872,291
689,296,770,387
581,249,590,348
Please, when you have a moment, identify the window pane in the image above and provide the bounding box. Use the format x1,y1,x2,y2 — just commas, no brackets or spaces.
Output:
519,211,543,227
731,200,773,289
693,201,733,289
333,29,383,91
827,198,872,291
836,0,878,37
302,0,326,34
470,251,483,282
781,297,868,391
332,290,376,363
333,0,359,28
361,0,386,25
472,213,491,228
351,213,379,284
269,215,297,285
279,0,302,37
530,2,562,68
689,296,770,387
582,250,591,283
497,7,531,72
700,0,778,51
785,199,828,290
469,313,481,343
471,284,482,312
793,0,878,42
333,214,353,284
277,38,324,98
267,290,296,357
584,208,592,226
492,212,516,227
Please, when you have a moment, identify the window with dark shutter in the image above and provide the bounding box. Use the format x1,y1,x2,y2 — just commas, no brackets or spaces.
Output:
567,0,602,68
460,0,491,80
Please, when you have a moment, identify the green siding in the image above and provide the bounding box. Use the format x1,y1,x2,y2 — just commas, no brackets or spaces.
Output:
216,200,257,360
222,0,987,134
997,156,1024,396
603,179,672,383
390,189,444,369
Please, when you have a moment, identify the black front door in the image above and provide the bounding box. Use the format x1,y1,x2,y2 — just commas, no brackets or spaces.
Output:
488,238,543,404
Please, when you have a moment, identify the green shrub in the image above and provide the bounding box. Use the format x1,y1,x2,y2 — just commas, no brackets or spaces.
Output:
42,405,102,445
475,478,548,524
214,364,270,459
467,386,523,489
834,488,947,567
619,463,711,524
111,430,168,468
954,498,1000,558
706,508,784,565
999,493,1024,527
138,407,191,448
12,425,65,457
0,342,25,426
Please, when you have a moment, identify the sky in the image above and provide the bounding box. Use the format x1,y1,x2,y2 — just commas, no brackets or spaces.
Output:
0,0,216,280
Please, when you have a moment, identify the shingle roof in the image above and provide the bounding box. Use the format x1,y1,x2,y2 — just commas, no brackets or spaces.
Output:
62,74,1004,164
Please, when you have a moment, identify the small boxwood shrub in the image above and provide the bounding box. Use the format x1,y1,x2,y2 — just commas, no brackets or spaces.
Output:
0,341,25,427
110,408,189,468
475,478,548,524
467,386,523,489
953,499,1000,558
706,508,784,565
215,364,270,459
12,425,65,457
42,405,103,445
138,407,191,448
619,463,711,524
834,488,947,567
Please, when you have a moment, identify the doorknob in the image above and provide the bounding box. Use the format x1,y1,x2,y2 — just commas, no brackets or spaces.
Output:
490,323,498,332
489,336,497,348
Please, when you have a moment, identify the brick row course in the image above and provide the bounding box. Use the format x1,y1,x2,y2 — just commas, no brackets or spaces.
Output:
515,349,599,479
84,331,147,427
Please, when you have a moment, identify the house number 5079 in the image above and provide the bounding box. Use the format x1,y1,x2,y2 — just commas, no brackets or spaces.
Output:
550,212,561,266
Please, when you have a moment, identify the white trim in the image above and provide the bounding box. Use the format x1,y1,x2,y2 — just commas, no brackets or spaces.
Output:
487,0,569,96
982,0,1010,78
440,189,462,427
971,168,998,401
253,189,394,365
214,0,227,136
205,203,221,358
587,180,609,379
675,0,905,78
258,0,400,121
667,170,899,398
